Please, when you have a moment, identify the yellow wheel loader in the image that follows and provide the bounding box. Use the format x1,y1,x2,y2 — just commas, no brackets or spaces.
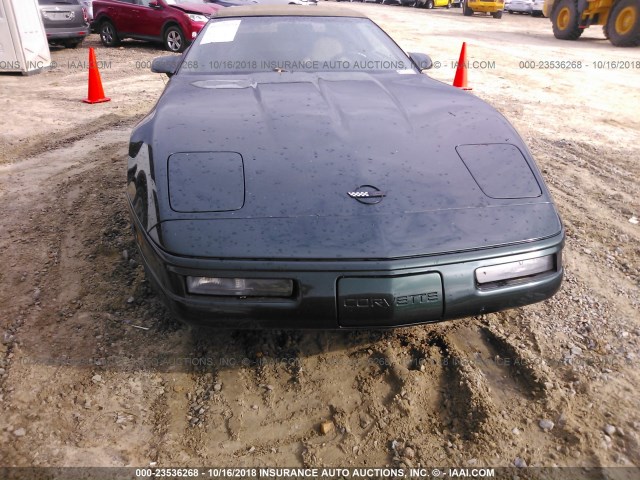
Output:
543,0,640,46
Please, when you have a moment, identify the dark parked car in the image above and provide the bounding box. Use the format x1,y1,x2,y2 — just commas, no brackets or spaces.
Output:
128,5,564,329
92,0,221,52
38,0,90,48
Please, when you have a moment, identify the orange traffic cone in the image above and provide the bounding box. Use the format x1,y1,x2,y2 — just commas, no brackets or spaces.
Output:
83,47,110,104
453,42,472,91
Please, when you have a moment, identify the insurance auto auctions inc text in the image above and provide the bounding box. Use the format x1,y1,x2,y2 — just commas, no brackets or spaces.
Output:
241,467,494,478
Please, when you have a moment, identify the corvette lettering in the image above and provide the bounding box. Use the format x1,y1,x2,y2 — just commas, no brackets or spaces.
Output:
344,292,439,308
396,292,439,305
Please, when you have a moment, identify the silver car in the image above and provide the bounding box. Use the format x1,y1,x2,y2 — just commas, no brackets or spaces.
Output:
38,0,90,48
531,0,544,16
505,0,533,13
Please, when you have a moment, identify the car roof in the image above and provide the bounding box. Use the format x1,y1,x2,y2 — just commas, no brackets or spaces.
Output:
213,5,368,19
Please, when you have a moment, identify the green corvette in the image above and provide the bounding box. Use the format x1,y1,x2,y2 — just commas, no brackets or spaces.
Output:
127,6,564,328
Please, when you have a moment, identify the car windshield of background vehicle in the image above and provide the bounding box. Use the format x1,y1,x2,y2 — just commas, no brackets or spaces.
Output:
181,17,416,74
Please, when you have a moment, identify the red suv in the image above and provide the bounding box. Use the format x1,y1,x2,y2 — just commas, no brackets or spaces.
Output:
92,0,221,52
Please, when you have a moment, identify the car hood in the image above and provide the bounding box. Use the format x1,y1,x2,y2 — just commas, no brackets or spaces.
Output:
170,3,220,14
133,72,562,259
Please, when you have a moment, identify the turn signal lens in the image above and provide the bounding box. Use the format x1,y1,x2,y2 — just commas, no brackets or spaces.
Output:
186,276,294,297
476,255,555,285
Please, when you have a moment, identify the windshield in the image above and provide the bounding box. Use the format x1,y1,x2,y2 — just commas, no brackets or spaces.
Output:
181,16,414,74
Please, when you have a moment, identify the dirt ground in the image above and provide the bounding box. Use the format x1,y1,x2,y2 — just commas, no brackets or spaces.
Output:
1,3,639,475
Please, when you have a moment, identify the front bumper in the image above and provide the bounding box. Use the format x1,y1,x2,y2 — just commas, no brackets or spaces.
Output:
188,21,207,41
130,206,563,329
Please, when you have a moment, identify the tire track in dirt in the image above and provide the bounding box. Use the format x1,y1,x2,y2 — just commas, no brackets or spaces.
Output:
532,137,639,288
0,123,192,467
0,114,134,166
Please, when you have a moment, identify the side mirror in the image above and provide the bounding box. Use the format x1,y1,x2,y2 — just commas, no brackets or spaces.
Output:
408,52,433,71
151,55,182,77
149,0,162,9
